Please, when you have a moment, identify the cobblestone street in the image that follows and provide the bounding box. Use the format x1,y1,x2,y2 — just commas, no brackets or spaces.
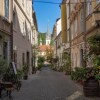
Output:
9,67,100,100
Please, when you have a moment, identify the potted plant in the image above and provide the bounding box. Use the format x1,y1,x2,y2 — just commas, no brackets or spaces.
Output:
62,52,71,75
14,69,23,91
71,67,87,84
71,33,100,97
16,69,23,80
22,63,29,80
71,66,100,97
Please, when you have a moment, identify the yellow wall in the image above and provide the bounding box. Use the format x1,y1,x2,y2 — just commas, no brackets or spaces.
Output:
61,4,67,43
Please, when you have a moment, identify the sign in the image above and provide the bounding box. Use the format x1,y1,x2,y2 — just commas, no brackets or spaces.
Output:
11,62,17,75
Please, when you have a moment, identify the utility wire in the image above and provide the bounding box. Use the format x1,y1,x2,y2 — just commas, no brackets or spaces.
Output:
33,0,100,5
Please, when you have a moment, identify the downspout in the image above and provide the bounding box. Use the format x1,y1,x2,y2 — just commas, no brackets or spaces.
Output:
69,1,72,73
10,0,13,62
83,1,86,67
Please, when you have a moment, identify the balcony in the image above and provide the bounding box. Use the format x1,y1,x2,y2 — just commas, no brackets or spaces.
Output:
0,16,11,34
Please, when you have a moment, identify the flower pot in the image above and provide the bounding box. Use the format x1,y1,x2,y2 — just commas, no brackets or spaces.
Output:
23,75,28,80
83,77,99,97
64,71,71,75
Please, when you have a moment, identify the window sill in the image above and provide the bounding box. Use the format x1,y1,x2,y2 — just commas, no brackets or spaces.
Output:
2,17,10,24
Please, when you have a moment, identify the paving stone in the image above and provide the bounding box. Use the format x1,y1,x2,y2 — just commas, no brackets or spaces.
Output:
1,67,100,100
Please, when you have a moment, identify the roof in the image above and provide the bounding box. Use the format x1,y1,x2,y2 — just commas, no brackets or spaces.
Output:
38,45,51,52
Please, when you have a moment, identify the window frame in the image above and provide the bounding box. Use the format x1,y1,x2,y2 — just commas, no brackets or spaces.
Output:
5,0,9,19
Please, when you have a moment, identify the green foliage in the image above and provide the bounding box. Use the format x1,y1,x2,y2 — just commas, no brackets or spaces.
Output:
0,57,8,76
38,32,46,45
71,67,87,81
50,38,54,45
38,63,43,70
71,34,100,82
87,34,100,67
38,56,45,64
38,56,45,70
16,69,23,80
62,52,71,73
87,34,100,55
22,63,29,75
71,66,100,81
93,66,100,80
46,47,53,63
52,57,58,63
95,74,100,80
93,56,100,67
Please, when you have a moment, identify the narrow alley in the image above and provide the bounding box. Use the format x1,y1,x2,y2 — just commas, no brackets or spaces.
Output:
7,67,98,100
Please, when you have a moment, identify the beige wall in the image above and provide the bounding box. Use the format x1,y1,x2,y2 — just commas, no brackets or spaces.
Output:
0,0,13,63
70,1,86,69
13,0,33,74
70,0,100,69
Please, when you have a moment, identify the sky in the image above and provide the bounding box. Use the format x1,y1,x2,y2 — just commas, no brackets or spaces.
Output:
33,0,62,33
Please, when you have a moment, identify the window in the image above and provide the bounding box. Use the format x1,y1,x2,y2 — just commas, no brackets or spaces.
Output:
5,0,9,19
71,24,74,40
86,0,92,16
75,53,77,67
67,29,70,42
79,10,84,33
23,22,26,36
3,42,8,59
23,22,24,34
13,12,16,28
22,53,25,65
75,17,77,33
80,49,84,67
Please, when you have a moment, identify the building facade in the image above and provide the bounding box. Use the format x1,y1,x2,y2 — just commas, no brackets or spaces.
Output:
69,0,86,69
13,0,34,74
52,18,63,69
0,0,13,63
60,0,100,70
32,9,38,68
85,0,100,67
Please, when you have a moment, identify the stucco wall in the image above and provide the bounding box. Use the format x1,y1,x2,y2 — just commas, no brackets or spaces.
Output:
13,0,33,74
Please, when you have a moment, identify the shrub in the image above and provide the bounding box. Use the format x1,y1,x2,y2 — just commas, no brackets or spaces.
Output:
0,57,8,77
71,67,87,81
22,63,29,75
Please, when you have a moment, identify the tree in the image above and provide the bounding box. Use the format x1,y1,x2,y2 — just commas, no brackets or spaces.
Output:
38,32,46,45
46,46,53,63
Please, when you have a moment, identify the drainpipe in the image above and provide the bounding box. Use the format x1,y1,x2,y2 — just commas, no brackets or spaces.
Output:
83,1,86,67
69,1,72,73
10,0,13,62
10,22,13,62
